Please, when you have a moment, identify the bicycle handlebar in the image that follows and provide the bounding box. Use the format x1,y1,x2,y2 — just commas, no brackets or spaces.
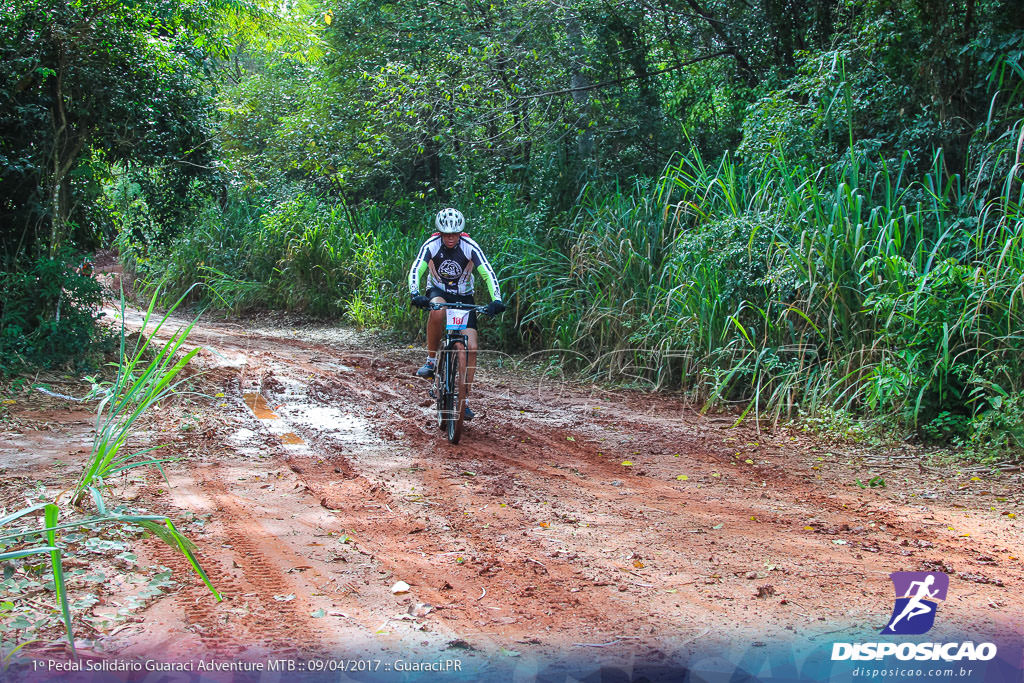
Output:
428,302,491,314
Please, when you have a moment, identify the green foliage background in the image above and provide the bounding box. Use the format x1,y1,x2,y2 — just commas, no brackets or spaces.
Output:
3,0,1024,459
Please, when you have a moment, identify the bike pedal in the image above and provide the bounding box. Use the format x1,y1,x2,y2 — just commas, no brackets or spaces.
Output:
428,388,436,399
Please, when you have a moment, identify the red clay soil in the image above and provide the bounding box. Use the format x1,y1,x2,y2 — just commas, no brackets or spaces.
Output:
3,305,1023,673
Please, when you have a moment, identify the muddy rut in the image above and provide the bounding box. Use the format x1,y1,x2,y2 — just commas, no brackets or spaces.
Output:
98,309,1024,665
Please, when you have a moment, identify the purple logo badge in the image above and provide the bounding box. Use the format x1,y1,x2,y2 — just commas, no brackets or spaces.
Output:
881,572,949,635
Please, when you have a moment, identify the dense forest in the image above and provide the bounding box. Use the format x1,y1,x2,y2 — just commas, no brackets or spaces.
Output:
2,0,1023,459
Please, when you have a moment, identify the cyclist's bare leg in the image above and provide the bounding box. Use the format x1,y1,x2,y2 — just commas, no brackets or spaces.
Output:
465,328,478,399
426,295,446,359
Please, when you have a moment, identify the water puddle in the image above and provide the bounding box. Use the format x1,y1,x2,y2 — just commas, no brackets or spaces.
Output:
321,361,354,373
239,392,309,453
243,393,279,419
279,405,372,447
239,383,374,457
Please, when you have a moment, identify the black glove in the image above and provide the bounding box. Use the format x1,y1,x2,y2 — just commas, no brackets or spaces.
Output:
485,300,506,316
411,294,430,309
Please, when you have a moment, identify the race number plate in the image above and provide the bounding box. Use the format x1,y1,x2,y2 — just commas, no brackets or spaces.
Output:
445,309,469,330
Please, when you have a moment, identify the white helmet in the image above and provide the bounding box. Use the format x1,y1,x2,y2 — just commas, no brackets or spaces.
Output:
435,207,465,234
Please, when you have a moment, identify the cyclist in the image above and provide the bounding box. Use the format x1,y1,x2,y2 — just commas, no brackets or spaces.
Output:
409,208,505,420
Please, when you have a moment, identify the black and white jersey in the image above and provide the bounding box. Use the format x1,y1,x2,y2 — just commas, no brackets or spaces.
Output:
408,233,501,300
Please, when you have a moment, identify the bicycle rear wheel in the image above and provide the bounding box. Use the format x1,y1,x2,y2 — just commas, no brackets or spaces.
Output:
447,342,467,444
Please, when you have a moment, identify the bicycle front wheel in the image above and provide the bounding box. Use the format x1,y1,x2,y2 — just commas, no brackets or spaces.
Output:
435,351,448,432
447,342,467,444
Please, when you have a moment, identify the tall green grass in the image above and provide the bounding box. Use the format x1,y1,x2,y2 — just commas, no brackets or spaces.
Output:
502,121,1024,455
77,288,201,501
664,135,1023,424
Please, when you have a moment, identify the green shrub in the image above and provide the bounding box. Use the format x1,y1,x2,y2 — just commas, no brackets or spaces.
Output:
0,251,106,375
963,392,1024,463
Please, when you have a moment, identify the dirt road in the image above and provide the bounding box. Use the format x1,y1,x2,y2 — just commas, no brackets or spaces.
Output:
4,307,1023,678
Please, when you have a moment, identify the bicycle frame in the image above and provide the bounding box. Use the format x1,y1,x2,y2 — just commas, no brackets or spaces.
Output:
428,302,487,444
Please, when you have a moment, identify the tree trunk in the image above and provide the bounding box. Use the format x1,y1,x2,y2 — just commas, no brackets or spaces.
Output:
49,55,67,259
47,34,81,259
566,14,594,162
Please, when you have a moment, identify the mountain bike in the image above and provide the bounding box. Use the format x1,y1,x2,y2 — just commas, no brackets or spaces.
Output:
428,302,489,444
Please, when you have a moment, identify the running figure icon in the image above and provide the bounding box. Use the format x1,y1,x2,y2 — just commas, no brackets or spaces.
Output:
881,571,949,635
887,575,938,631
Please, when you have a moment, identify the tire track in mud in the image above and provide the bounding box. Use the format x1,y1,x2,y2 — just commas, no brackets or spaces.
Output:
182,362,324,653
141,529,245,656
189,362,483,653
135,465,331,656
198,475,318,655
